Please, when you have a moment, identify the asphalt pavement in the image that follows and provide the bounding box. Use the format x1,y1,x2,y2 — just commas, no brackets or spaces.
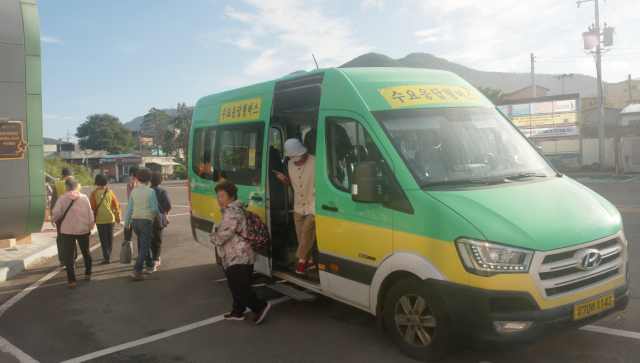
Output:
0,178,638,363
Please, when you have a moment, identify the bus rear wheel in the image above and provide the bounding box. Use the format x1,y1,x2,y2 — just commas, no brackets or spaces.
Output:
384,277,453,362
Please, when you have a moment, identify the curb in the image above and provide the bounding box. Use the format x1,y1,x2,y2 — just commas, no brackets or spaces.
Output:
0,227,124,284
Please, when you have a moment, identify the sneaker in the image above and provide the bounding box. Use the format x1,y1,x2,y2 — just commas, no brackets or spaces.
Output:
68,282,76,288
146,266,157,274
254,303,271,324
305,261,317,271
154,260,161,266
131,271,147,280
224,312,245,321
296,261,306,274
85,275,92,281
101,259,111,264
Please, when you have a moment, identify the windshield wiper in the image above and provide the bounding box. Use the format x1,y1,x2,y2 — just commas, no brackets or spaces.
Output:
420,178,508,188
503,172,548,180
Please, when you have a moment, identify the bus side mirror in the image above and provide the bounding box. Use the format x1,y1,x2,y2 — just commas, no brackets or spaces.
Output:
351,161,388,204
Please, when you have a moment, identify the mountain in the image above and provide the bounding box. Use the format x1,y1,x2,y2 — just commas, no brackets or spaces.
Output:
340,53,597,97
123,108,179,132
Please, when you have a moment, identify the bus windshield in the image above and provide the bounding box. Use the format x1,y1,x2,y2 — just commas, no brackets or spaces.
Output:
372,107,557,187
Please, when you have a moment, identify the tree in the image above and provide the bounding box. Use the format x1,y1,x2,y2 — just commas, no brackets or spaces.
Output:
476,86,509,103
45,158,94,186
580,98,617,109
76,114,134,154
162,103,193,164
141,108,173,154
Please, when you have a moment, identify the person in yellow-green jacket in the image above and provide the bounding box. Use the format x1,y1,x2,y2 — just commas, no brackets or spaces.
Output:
51,167,82,268
90,173,121,264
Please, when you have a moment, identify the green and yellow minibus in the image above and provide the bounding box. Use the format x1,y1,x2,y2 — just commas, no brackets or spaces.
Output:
188,67,628,361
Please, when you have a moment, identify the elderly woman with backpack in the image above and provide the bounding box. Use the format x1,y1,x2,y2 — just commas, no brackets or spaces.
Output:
209,180,270,324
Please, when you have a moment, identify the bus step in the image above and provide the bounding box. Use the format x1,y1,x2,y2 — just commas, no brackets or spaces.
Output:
267,284,316,302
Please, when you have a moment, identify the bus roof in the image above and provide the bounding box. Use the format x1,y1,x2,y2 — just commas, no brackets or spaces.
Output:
193,67,491,126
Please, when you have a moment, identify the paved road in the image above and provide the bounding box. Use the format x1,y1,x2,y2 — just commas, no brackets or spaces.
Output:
0,178,637,363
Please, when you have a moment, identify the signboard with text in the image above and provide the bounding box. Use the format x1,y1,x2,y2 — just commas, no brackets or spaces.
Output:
522,126,580,138
498,97,580,140
0,121,28,160
115,157,142,163
544,153,580,165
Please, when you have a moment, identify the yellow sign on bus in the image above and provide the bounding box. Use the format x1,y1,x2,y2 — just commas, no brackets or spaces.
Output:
220,98,262,123
379,85,485,109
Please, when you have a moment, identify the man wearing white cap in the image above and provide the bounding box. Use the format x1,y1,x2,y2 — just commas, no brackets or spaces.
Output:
274,139,316,274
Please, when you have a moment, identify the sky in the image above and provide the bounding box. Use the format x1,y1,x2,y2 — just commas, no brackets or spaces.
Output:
37,0,640,142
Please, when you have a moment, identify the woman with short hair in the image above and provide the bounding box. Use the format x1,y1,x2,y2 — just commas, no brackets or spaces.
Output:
210,180,270,324
124,168,163,280
90,173,121,264
51,176,95,288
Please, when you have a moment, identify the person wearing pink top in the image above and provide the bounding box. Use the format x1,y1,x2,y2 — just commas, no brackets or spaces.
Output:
52,177,96,288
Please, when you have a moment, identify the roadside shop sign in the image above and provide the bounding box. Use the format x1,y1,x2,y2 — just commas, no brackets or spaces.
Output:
0,121,28,160
511,112,578,127
521,126,580,138
115,157,142,163
544,153,580,165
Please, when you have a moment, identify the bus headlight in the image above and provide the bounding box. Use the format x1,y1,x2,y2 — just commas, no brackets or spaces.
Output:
456,237,534,276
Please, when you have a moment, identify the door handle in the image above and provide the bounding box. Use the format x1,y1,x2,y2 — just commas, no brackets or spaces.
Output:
251,195,263,201
322,205,338,212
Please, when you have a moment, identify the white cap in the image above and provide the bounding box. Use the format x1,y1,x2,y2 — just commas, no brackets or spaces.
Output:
284,138,307,157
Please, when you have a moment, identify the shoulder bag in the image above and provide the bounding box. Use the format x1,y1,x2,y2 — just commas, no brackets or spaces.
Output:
56,199,76,231
92,187,109,220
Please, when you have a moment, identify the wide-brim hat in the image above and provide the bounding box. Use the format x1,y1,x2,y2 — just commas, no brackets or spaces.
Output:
284,138,307,156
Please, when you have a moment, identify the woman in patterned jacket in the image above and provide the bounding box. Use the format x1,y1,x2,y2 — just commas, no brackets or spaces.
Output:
210,180,271,324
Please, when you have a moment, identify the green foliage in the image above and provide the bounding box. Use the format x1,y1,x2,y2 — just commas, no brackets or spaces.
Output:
162,103,193,164
476,86,509,103
76,114,134,154
270,140,282,151
173,164,188,179
45,158,95,186
141,108,173,151
581,98,617,109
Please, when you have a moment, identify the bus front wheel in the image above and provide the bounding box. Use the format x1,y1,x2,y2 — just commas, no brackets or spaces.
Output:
384,277,454,362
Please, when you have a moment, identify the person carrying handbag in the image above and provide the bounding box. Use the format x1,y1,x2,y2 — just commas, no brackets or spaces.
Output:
150,171,171,266
90,173,121,264
51,177,95,289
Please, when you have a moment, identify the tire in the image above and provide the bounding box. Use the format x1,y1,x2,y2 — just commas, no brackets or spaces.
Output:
384,277,454,362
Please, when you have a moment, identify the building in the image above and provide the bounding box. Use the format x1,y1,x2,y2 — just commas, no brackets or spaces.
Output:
506,85,550,100
44,143,107,166
605,78,640,109
620,104,640,126
0,0,45,244
580,105,623,138
94,154,181,182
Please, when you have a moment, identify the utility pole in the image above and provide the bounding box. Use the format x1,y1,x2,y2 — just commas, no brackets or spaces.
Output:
629,74,633,106
554,74,573,95
530,53,536,97
577,0,606,170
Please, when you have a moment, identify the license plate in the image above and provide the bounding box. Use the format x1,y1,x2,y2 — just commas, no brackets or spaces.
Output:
573,292,615,320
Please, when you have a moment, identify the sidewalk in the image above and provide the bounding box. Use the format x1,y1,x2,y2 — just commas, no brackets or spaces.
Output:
0,222,123,283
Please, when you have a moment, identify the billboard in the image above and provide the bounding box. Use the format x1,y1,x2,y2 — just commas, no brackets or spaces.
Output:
544,153,580,165
521,126,579,138
499,97,580,139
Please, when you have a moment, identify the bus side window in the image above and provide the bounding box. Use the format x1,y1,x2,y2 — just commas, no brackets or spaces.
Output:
326,117,384,193
191,128,204,177
191,127,216,180
212,122,265,186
